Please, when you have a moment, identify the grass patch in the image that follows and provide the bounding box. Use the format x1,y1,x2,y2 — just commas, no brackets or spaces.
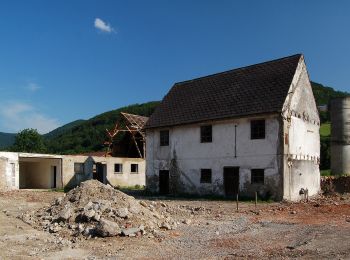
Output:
49,188,65,192
116,185,145,191
321,169,331,176
141,192,274,203
320,123,331,137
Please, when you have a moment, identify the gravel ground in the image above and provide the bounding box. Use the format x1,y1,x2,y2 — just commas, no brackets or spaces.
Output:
0,190,350,259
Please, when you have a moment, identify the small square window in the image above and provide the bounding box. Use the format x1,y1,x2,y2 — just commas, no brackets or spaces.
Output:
114,164,123,174
200,169,212,183
131,164,139,173
251,169,264,184
200,125,212,143
160,130,169,146
251,120,265,139
74,163,84,174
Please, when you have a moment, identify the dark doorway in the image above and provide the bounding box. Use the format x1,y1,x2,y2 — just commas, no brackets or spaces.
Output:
159,170,169,195
51,166,57,189
223,167,239,197
95,163,106,184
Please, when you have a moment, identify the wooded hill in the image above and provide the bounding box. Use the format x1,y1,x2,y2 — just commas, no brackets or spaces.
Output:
0,82,348,157
46,101,160,154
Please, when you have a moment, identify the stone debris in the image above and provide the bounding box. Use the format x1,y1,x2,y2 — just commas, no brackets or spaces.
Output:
21,180,176,238
95,219,121,237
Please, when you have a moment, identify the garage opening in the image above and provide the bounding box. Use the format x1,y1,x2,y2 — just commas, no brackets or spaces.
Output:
19,157,62,189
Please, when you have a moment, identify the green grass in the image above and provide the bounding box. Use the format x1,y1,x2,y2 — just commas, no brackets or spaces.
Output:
320,123,331,137
321,169,331,176
48,188,65,192
116,185,145,191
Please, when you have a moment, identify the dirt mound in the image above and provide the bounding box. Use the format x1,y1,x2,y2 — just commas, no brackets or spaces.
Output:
21,180,176,239
321,176,350,194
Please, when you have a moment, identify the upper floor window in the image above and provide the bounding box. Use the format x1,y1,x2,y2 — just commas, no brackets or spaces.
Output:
251,169,264,184
200,125,212,143
251,119,265,139
160,130,169,146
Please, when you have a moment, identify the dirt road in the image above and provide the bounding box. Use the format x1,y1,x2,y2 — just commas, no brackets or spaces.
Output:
0,190,349,259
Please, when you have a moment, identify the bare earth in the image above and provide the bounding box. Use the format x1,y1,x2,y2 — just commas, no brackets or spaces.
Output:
0,190,350,259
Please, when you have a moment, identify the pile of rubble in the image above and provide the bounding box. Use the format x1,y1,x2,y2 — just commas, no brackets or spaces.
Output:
21,180,176,239
321,175,350,194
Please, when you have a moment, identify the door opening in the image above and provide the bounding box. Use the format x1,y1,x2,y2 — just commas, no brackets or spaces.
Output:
159,170,169,195
223,167,239,197
94,163,106,184
51,166,57,189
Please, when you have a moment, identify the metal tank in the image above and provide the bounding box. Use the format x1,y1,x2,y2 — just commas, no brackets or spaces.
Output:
331,97,350,175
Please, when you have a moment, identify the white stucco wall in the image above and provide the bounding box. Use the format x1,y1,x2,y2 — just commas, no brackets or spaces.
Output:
146,114,283,199
146,56,320,202
0,152,145,190
62,156,145,189
0,152,20,190
282,57,321,201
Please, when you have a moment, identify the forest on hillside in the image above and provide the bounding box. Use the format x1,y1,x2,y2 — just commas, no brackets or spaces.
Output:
1,81,349,172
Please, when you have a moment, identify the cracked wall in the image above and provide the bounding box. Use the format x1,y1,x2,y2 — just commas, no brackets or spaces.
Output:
146,114,283,199
282,57,321,201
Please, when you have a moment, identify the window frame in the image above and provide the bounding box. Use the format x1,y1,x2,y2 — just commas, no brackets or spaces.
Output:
114,163,123,174
200,125,212,143
200,168,212,184
160,130,169,146
251,119,265,139
130,163,139,174
74,163,84,175
251,169,265,184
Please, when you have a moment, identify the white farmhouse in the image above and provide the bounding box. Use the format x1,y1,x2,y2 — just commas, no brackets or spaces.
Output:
145,54,320,201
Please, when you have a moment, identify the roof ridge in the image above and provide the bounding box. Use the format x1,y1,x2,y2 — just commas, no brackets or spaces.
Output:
174,53,302,86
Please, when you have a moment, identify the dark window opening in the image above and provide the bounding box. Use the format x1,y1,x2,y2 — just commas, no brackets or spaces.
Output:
160,130,169,146
131,164,139,173
74,163,84,174
251,119,265,139
251,169,264,184
114,163,123,173
200,169,212,183
201,125,212,143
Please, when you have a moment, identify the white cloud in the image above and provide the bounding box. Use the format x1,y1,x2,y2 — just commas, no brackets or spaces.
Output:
0,101,60,134
25,82,41,92
94,18,114,33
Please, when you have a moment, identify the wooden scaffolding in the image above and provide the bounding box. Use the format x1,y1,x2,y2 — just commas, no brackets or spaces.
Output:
104,112,148,158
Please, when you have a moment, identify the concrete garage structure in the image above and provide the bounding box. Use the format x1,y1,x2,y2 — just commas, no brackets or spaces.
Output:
19,156,61,189
0,152,145,191
145,54,320,201
0,152,61,190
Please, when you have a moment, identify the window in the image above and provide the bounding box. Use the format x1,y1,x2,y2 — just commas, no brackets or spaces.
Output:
160,130,169,146
131,164,139,173
251,119,265,139
114,163,123,174
200,125,212,143
74,163,84,174
200,169,212,183
251,169,264,184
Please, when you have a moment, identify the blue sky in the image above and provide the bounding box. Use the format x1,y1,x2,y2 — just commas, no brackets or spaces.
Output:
0,1,349,134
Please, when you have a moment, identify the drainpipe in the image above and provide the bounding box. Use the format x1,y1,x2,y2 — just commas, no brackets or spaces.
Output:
234,124,237,158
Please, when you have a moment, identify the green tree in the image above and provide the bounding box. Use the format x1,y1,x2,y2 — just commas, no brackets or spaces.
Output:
12,128,46,153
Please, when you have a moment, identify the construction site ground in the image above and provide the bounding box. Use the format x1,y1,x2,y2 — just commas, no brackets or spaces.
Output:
0,190,349,259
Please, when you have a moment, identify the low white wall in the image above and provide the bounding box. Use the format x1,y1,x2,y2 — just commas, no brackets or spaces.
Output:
0,152,145,191
62,155,145,189
0,152,19,190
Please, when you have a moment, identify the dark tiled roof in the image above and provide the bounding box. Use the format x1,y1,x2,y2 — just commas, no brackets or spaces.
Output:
146,54,302,129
